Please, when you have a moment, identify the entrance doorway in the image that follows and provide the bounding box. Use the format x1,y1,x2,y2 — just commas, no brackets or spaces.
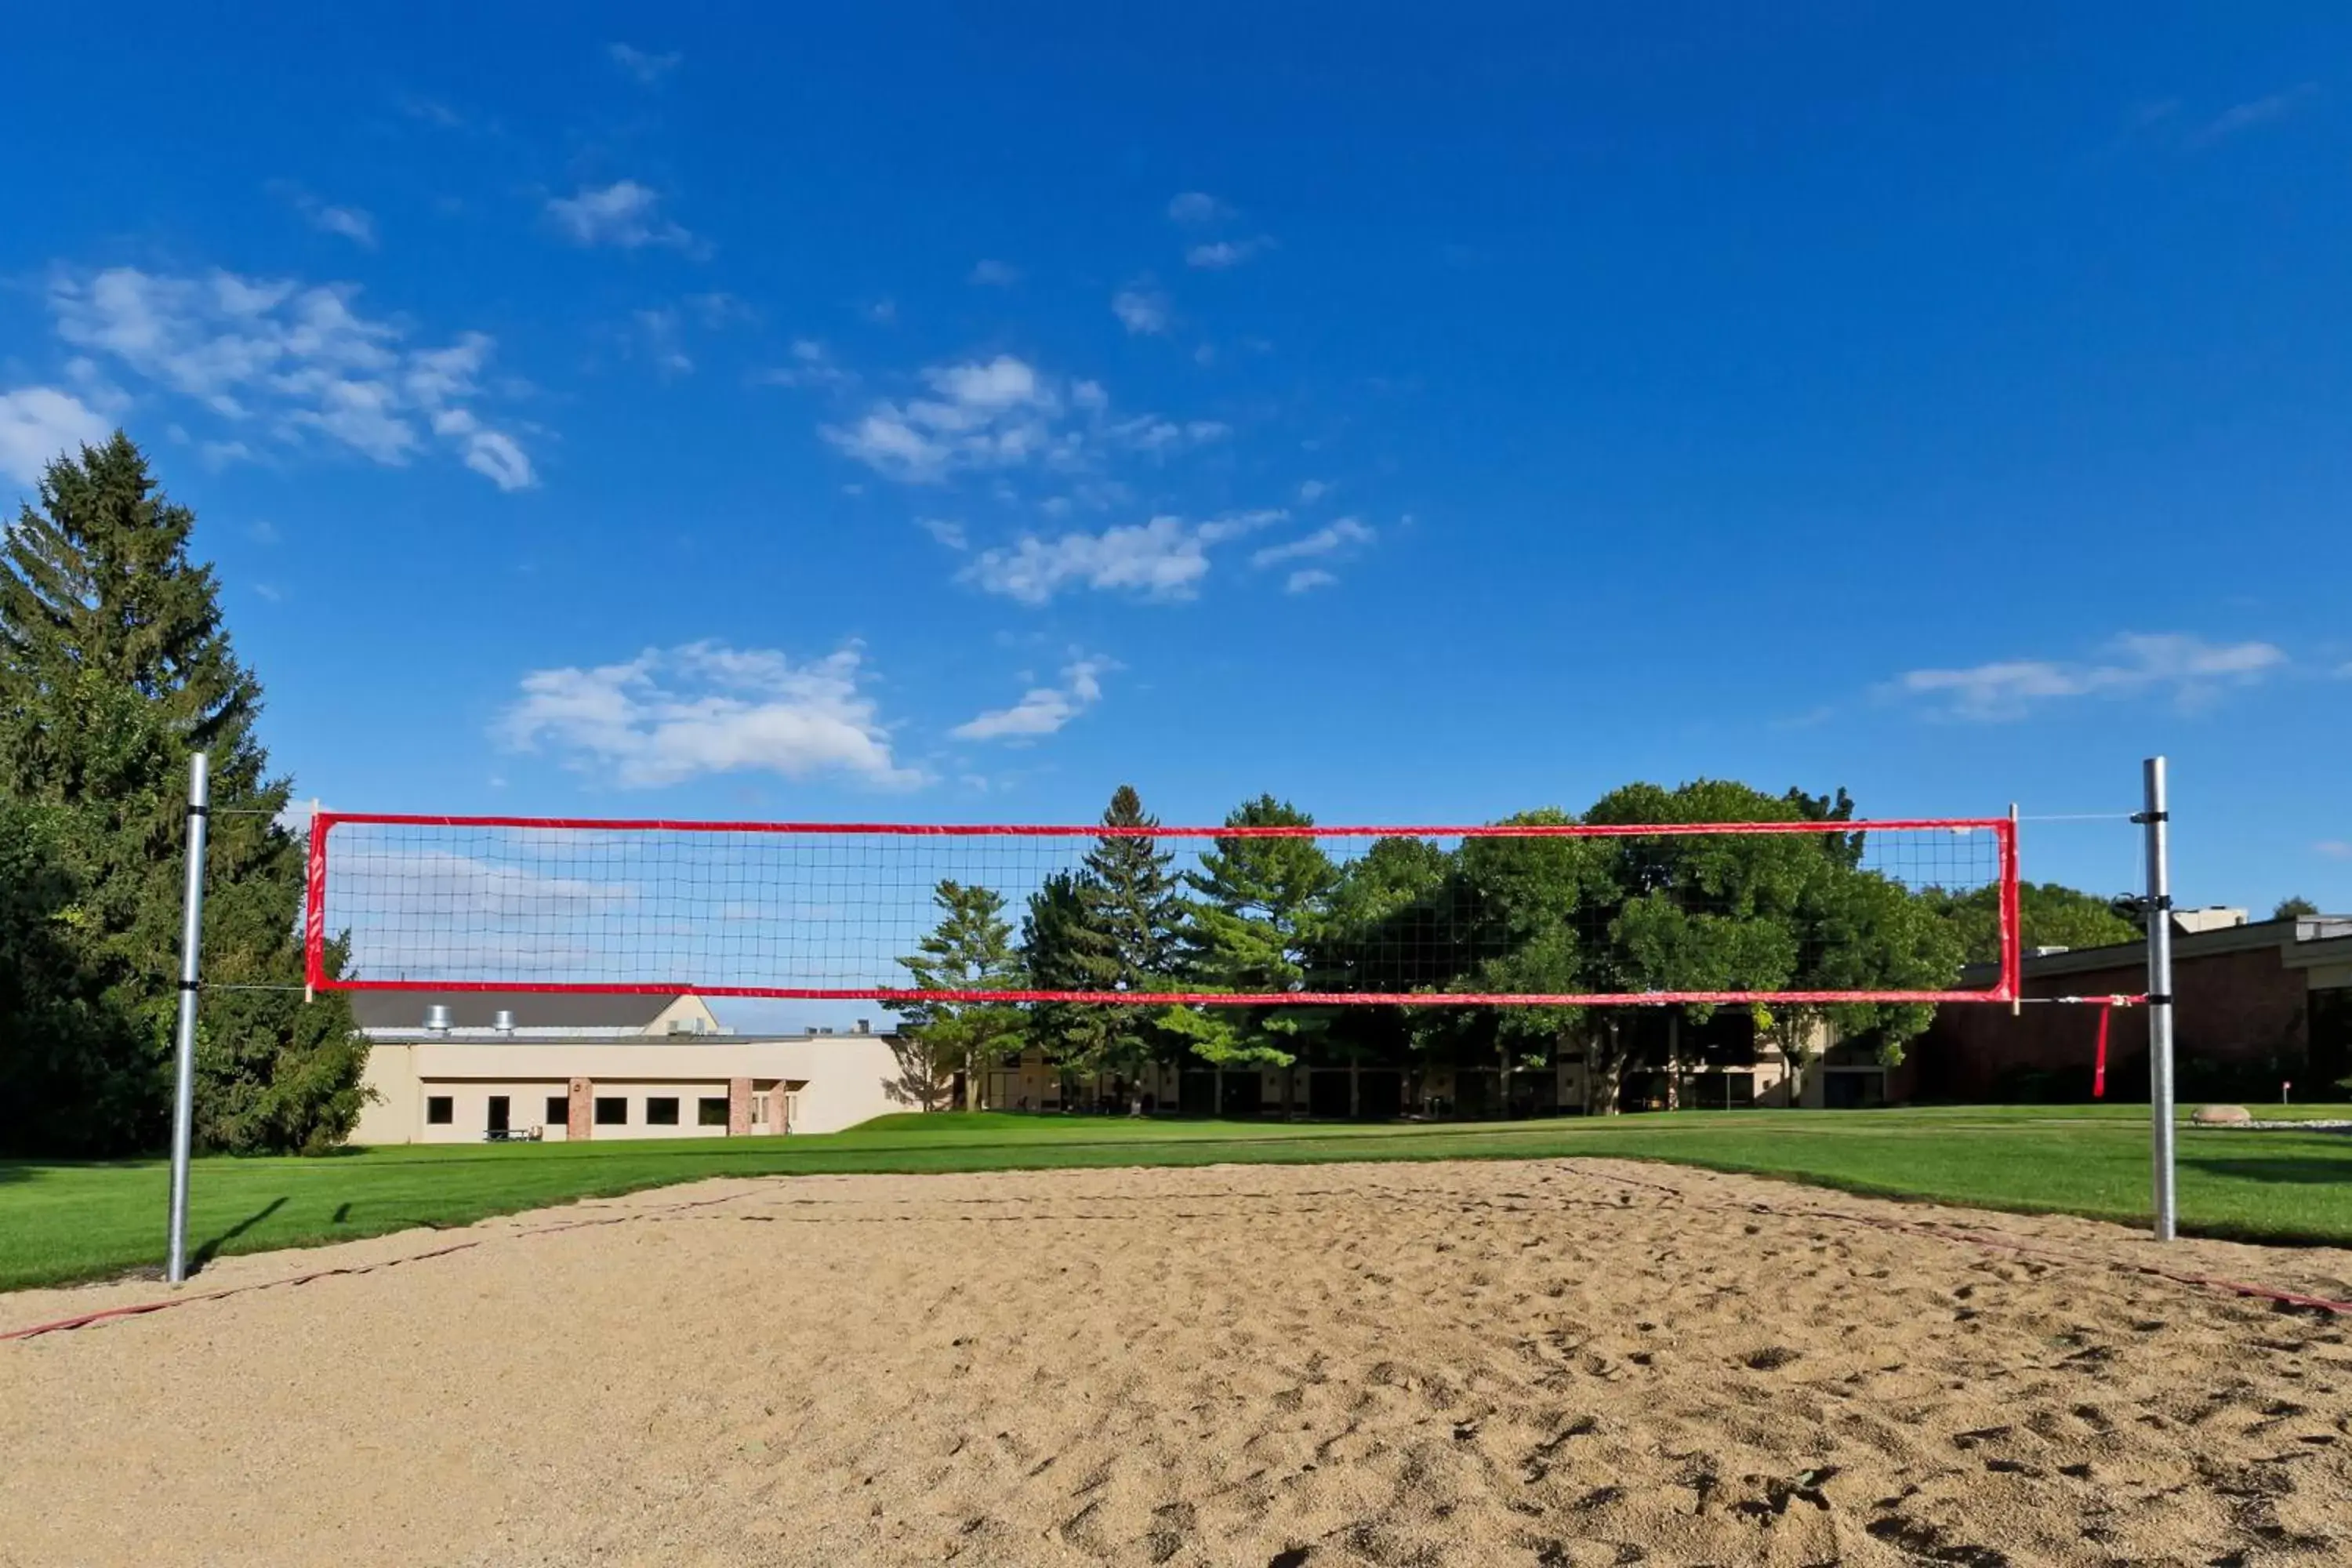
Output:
486,1095,510,1134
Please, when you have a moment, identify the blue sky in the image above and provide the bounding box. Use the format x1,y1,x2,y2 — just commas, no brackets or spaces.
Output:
5,2,2349,920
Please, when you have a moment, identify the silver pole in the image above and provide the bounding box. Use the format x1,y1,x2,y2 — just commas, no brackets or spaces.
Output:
165,751,210,1285
2140,756,2176,1242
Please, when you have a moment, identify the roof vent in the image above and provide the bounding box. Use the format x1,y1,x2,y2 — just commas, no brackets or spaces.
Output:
854,1018,870,1035
493,1009,515,1037
424,1004,452,1035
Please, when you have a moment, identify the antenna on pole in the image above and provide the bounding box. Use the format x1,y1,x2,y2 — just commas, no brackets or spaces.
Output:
165,752,211,1285
2137,757,2177,1243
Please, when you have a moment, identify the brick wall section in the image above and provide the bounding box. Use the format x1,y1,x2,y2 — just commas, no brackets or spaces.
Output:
568,1076,592,1142
728,1076,752,1137
1911,944,2310,1100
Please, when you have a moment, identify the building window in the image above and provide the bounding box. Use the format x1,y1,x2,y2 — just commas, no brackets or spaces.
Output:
646,1097,680,1126
1725,1073,1756,1106
698,1097,729,1127
426,1095,453,1125
546,1095,569,1127
594,1097,627,1126
753,1094,768,1126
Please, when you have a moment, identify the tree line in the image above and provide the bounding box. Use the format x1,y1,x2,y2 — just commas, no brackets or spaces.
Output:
1,437,365,1157
891,781,2149,1112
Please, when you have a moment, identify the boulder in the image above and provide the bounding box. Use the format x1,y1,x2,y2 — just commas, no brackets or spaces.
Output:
2190,1105,2253,1127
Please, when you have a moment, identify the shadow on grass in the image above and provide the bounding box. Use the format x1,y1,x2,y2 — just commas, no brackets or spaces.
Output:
192,1196,288,1271
2182,1156,2352,1187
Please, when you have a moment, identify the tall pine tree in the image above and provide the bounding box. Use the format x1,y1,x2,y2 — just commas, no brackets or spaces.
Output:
1160,794,1339,1069
1020,786,1186,1099
896,880,1025,1110
0,434,368,1155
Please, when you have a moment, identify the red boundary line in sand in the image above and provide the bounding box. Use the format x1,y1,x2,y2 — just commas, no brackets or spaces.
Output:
6,1178,2346,1343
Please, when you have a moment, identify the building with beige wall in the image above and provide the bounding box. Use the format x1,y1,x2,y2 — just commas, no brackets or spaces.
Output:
348,992,906,1145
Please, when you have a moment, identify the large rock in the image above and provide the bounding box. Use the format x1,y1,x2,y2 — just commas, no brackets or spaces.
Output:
2190,1104,2253,1127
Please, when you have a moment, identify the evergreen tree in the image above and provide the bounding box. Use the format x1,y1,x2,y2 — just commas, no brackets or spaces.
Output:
1020,870,1116,1084
0,434,367,1155
1161,794,1338,1069
1015,786,1186,1099
895,880,1025,1111
1079,785,1183,985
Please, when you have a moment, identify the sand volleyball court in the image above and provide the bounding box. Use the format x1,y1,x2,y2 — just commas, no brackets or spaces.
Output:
3,1157,2349,1566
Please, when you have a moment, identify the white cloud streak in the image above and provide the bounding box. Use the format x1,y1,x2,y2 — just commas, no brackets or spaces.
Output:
1112,281,1171,335
1285,569,1338,594
1251,517,1374,568
1186,237,1272,270
968,259,1020,286
1896,633,2287,720
633,309,693,377
963,510,1284,605
952,659,1106,742
48,266,534,489
273,183,379,248
1167,191,1234,225
500,641,918,789
818,354,1221,485
608,42,681,85
545,180,695,250
0,387,112,485
2188,83,2318,147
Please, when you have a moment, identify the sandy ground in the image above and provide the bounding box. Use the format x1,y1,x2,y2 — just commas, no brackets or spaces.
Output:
3,1159,2349,1568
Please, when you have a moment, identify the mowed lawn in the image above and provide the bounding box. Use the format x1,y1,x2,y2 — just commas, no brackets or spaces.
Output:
2,1105,2349,1294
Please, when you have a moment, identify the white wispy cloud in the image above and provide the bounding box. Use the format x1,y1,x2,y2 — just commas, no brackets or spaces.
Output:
0,387,112,485
1251,517,1374,568
919,517,967,550
1105,416,1229,455
2315,840,2351,861
2188,83,2319,148
952,659,1106,742
1186,237,1272,270
820,354,1221,485
1112,280,1171,336
500,641,918,788
1285,569,1338,594
396,95,466,129
822,354,1070,482
633,309,693,377
1298,479,1330,503
756,338,852,390
608,42,681,85
969,259,1020,286
545,180,695,250
1167,191,1233,225
1896,633,2286,720
48,265,534,489
963,510,1284,605
272,183,378,248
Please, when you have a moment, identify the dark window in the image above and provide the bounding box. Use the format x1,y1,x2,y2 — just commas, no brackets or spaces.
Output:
426,1095,454,1125
1726,1073,1756,1106
645,1097,680,1127
594,1097,627,1125
546,1095,569,1127
697,1096,729,1127
486,1095,510,1134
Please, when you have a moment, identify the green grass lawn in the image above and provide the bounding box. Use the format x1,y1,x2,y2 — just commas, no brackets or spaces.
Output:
2,1104,2347,1294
